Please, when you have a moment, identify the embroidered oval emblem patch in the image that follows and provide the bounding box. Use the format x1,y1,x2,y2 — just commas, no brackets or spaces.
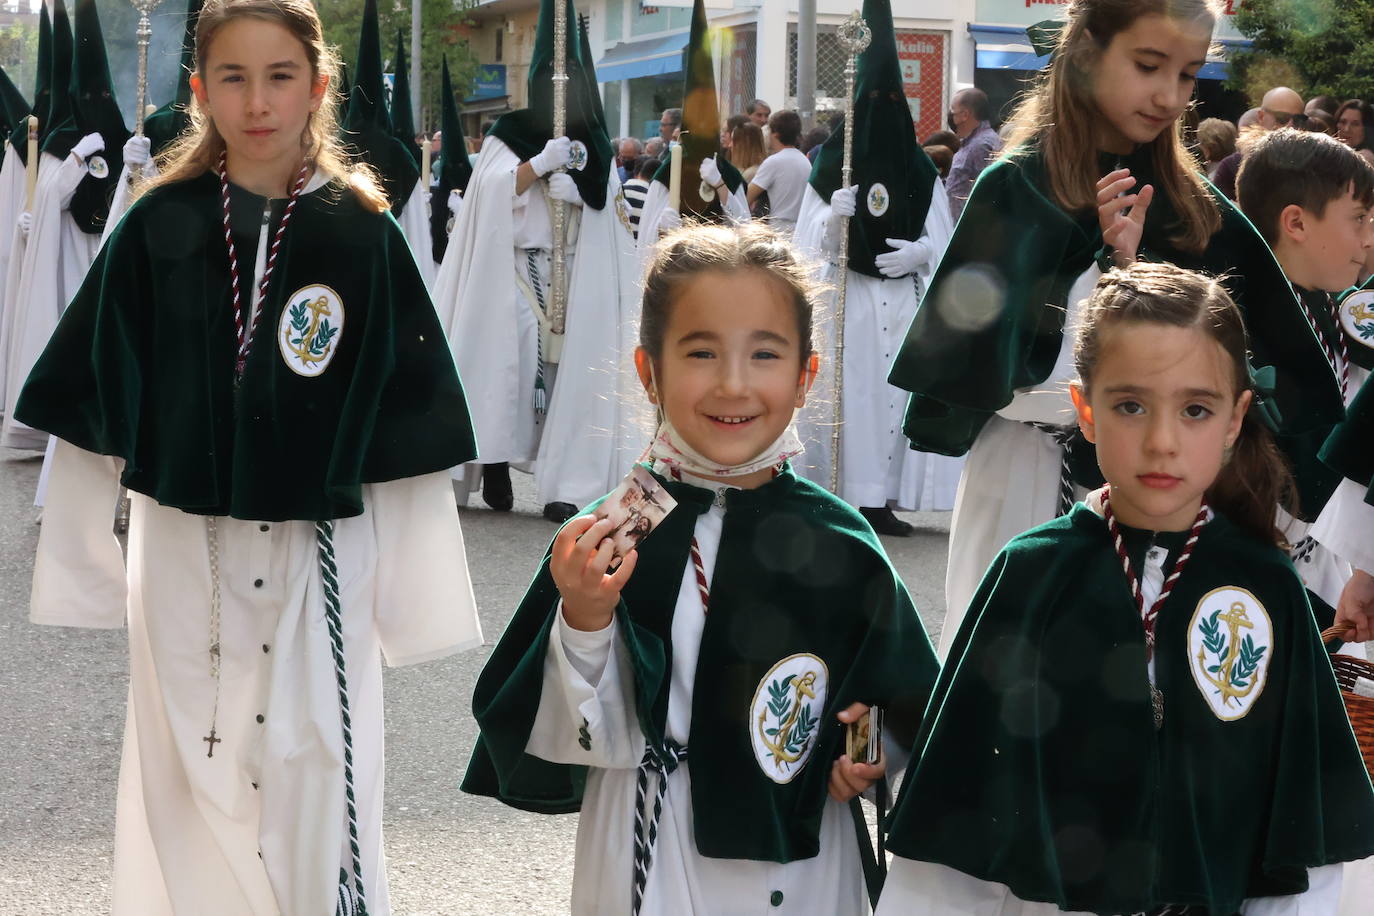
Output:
278,284,344,378
86,155,109,179
1339,289,1374,352
749,653,828,784
866,182,889,217
1187,586,1273,721
568,139,588,172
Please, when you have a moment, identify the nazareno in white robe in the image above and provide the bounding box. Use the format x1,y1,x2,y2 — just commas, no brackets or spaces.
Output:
26,169,484,913
435,135,641,509
791,182,961,512
529,471,870,915
1,148,103,450
0,140,30,410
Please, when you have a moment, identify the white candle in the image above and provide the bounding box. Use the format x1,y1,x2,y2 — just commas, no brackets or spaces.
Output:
667,143,682,211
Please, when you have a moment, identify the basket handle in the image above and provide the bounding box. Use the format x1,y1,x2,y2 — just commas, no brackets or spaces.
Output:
1323,623,1357,644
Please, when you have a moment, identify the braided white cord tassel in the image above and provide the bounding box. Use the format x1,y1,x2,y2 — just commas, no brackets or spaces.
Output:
317,520,368,915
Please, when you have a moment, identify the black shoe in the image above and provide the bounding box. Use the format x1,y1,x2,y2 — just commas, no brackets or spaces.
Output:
860,506,915,537
543,501,578,524
481,462,514,512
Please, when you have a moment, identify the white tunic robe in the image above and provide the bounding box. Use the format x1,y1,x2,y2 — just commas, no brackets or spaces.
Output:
436,136,641,509
634,177,751,257
33,438,483,916
936,264,1098,657
529,474,870,914
792,183,960,511
0,142,29,407
1,149,103,450
395,178,435,292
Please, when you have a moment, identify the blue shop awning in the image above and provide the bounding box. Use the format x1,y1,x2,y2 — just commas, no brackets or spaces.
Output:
969,24,1251,79
969,25,1044,72
595,32,688,82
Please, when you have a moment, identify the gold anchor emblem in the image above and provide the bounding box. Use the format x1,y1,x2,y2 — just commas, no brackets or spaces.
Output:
1197,601,1265,707
285,294,338,368
758,670,820,770
1348,299,1374,325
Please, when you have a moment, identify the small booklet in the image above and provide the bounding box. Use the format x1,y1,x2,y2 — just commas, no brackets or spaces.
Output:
594,465,678,572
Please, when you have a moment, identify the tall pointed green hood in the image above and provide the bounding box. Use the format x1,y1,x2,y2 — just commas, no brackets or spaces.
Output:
10,4,49,163
144,0,201,156
650,0,742,218
429,54,472,263
487,0,611,210
40,0,75,157
390,30,421,170
576,13,607,131
342,0,418,214
62,0,130,233
0,65,28,137
809,0,938,279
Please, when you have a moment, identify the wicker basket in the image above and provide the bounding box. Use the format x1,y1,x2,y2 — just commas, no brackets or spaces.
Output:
1322,625,1374,780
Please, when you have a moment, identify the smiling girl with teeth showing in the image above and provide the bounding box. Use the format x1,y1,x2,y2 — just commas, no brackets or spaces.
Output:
465,223,939,915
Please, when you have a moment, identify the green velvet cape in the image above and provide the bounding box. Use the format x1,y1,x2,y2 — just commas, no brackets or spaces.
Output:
14,172,476,522
888,143,1347,482
462,466,938,862
428,55,472,264
1321,371,1374,506
884,504,1374,914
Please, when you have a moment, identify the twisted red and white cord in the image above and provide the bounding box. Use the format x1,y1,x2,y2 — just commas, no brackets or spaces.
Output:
1327,293,1350,400
1295,286,1350,400
218,151,311,378
688,538,710,613
1102,489,1209,659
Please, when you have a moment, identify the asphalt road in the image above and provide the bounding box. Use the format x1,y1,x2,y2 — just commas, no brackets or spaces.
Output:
0,448,950,914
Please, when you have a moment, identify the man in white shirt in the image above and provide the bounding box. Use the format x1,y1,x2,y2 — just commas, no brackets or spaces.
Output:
747,110,812,231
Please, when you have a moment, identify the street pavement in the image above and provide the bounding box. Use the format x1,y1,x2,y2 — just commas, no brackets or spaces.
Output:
0,447,950,914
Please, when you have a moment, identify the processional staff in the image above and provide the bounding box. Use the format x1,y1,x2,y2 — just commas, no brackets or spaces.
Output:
830,10,871,494
129,0,165,179
547,0,570,338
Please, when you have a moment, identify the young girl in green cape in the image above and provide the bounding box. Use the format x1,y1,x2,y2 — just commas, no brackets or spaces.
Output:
14,2,481,912
463,223,939,914
887,0,1346,658
878,263,1374,915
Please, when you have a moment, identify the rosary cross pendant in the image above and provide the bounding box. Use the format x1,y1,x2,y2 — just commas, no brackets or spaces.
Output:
204,728,221,758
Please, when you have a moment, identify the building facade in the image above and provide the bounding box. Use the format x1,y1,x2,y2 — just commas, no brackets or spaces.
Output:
455,0,1251,145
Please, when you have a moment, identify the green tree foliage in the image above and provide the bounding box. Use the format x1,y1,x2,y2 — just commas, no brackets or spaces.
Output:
0,22,38,99
318,0,479,132
1227,0,1374,104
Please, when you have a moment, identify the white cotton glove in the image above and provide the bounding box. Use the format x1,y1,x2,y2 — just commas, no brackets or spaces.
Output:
447,189,463,217
123,135,151,168
547,171,583,205
830,185,858,219
72,132,104,161
16,211,31,238
699,155,722,189
530,136,572,177
823,184,859,253
658,207,682,233
873,236,932,279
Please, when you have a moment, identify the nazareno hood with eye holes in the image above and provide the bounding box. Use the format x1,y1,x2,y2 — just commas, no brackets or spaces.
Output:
807,0,938,279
